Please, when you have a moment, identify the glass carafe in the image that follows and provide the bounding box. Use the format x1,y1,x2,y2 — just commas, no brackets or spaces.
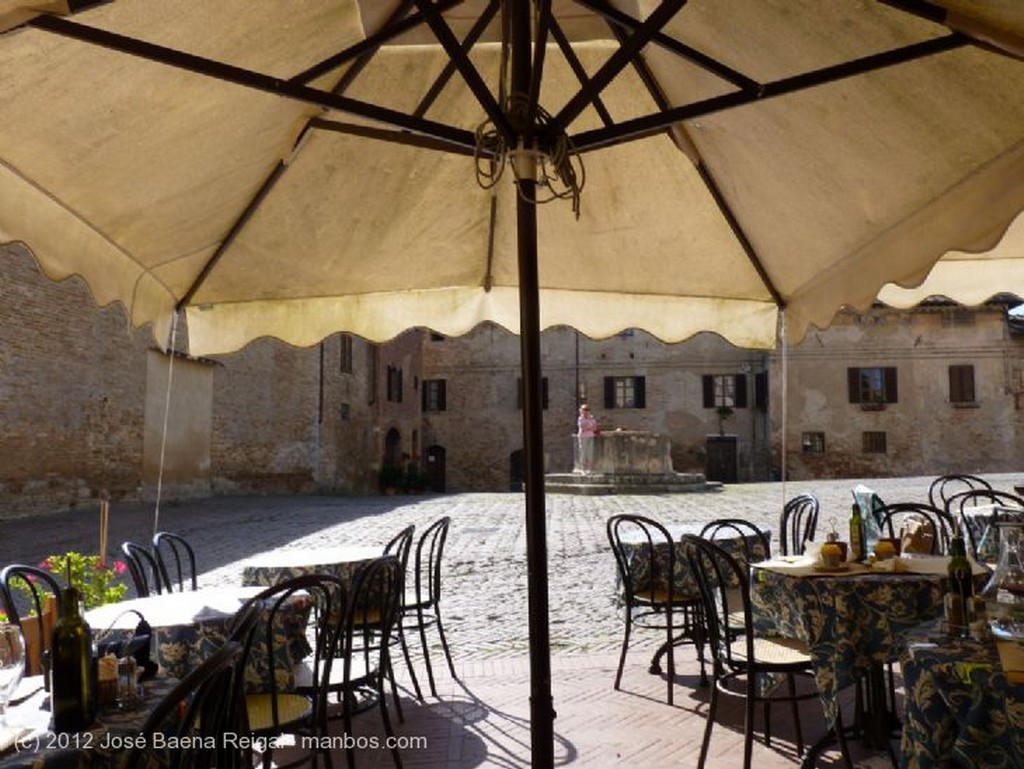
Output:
981,520,1024,638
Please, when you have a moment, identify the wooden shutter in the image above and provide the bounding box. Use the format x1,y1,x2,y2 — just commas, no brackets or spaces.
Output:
702,375,715,408
755,371,768,410
949,365,975,403
634,376,646,408
883,367,898,404
734,374,748,408
604,377,615,409
847,368,860,403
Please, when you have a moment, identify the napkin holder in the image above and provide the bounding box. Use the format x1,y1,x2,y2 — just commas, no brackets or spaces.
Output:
95,609,158,681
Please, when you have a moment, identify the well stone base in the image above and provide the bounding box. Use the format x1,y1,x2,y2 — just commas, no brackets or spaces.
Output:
544,471,721,496
556,429,720,494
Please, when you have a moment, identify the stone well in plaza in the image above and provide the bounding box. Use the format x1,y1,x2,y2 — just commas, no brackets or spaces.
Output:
544,429,717,495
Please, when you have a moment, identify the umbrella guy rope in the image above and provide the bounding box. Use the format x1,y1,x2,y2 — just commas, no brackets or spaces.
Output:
778,309,786,507
152,311,180,538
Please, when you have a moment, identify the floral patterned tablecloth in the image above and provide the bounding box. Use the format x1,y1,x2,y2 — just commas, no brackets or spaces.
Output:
239,545,382,590
749,565,944,726
0,674,177,769
619,530,771,600
900,620,1024,769
85,587,311,692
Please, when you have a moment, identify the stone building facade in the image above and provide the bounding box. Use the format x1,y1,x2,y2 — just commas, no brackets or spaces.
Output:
0,243,385,514
3,239,1022,511
418,302,1024,492
418,325,772,491
1,244,149,511
776,301,1024,480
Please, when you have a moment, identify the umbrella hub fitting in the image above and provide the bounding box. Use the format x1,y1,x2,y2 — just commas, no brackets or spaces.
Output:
510,138,540,182
474,97,585,218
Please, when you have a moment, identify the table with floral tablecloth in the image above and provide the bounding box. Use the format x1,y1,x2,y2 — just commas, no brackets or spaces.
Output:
619,528,771,599
900,620,1024,769
239,545,382,590
750,558,945,729
85,586,311,692
0,674,177,769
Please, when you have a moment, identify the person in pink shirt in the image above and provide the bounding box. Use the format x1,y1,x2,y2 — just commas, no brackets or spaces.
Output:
576,404,599,473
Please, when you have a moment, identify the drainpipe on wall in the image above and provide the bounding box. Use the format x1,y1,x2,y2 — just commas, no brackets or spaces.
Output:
574,331,580,408
313,341,324,485
742,362,754,481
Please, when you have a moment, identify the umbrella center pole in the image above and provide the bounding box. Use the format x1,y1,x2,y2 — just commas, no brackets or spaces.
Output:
516,174,555,769
508,4,554,768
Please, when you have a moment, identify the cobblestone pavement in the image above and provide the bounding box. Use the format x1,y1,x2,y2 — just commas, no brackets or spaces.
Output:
5,474,1018,767
2,473,1019,660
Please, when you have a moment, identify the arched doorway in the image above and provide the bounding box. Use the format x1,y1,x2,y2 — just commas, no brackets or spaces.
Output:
425,445,446,492
509,449,524,492
384,428,401,468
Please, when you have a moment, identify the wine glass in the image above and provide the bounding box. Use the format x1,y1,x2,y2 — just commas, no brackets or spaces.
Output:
0,622,26,726
983,521,1024,638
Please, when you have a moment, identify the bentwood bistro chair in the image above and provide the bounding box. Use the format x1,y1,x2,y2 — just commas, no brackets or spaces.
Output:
683,534,849,769
779,494,820,556
152,531,199,592
398,516,456,699
121,541,165,597
607,513,707,703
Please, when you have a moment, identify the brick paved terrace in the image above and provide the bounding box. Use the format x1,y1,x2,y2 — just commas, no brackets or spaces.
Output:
2,473,1020,767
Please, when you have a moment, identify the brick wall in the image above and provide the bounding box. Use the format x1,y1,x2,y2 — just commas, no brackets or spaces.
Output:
1,243,381,515
1,243,148,513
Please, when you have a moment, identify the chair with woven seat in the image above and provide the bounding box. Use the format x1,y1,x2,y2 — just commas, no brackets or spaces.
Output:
875,502,957,555
699,517,778,738
230,572,347,769
121,541,165,597
873,501,957,722
0,564,63,675
945,488,1024,562
778,494,819,556
682,533,850,769
381,524,424,701
399,516,456,699
325,554,405,769
152,531,198,592
699,518,772,563
607,514,706,703
928,473,993,509
124,640,246,769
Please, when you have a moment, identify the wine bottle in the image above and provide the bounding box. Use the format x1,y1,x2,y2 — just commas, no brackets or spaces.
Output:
947,535,973,634
849,503,865,562
50,584,96,733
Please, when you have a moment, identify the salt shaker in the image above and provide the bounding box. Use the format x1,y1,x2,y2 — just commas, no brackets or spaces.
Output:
116,656,139,709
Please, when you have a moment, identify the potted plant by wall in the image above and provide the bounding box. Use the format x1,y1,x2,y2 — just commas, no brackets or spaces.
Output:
5,552,128,674
716,405,735,436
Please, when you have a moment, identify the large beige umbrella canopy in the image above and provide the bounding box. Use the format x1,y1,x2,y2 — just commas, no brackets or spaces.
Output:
2,1,1024,764
879,210,1024,308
